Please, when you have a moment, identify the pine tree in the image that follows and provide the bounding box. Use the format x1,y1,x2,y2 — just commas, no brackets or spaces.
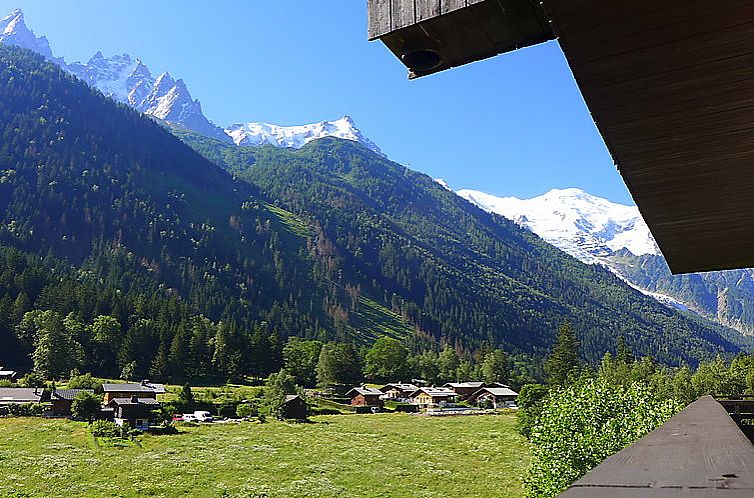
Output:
544,321,581,386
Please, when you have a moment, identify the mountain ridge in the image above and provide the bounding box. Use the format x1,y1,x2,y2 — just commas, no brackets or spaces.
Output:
0,9,381,154
458,186,754,335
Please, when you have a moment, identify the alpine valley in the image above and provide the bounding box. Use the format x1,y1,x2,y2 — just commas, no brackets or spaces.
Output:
457,188,754,336
0,9,750,382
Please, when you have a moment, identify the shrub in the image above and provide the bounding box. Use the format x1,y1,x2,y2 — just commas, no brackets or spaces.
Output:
524,379,681,498
236,403,257,418
0,379,15,387
67,373,100,391
217,401,237,418
516,383,550,438
394,403,419,413
8,403,44,417
90,420,120,438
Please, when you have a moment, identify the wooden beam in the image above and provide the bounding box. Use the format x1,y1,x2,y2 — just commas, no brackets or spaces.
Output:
559,397,754,496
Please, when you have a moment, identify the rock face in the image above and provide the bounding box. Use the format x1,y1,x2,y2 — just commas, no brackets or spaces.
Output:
0,9,382,152
458,187,754,335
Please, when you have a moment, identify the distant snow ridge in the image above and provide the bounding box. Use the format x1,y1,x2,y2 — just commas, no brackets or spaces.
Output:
225,116,384,156
0,9,383,153
457,187,659,263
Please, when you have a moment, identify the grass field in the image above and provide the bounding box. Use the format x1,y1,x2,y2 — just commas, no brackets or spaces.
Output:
0,412,530,498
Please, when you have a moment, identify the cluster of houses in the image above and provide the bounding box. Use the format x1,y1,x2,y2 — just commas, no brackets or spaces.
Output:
346,381,519,410
0,380,165,430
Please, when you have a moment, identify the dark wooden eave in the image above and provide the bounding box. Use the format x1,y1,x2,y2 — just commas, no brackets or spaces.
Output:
541,0,754,273
369,0,754,273
368,0,554,78
559,396,754,497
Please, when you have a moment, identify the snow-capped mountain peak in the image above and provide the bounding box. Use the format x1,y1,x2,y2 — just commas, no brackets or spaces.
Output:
457,187,659,264
224,116,384,156
0,8,59,64
0,9,385,154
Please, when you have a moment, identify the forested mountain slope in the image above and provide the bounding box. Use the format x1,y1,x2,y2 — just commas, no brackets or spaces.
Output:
0,46,354,377
0,45,747,379
178,131,748,366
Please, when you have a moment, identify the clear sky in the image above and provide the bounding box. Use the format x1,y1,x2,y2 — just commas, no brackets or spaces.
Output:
1,0,636,204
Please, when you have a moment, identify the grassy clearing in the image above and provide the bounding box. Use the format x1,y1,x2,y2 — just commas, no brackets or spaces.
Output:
0,412,529,498
352,296,415,342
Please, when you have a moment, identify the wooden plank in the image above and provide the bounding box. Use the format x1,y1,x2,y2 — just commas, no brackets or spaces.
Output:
441,0,467,15
560,0,754,64
368,0,393,40
559,397,754,496
391,0,416,31
574,21,754,89
416,0,442,21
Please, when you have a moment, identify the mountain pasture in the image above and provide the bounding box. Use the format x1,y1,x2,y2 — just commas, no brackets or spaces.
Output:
0,412,529,497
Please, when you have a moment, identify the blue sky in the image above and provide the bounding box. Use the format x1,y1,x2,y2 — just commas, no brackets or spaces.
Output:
2,0,635,204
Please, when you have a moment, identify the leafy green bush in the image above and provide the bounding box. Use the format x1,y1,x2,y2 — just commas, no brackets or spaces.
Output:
7,403,44,417
236,403,257,418
516,383,549,438
524,379,681,497
90,420,120,438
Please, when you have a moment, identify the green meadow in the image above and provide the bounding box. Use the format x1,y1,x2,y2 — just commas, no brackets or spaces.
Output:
0,412,529,498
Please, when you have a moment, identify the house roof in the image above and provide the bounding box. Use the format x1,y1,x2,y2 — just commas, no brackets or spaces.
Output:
473,387,519,398
0,369,17,378
107,397,160,406
410,387,457,399
283,394,303,404
379,383,419,393
0,388,44,403
444,382,485,389
346,386,383,397
102,382,163,393
52,389,95,400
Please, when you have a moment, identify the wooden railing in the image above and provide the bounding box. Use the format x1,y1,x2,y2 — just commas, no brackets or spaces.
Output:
558,396,754,496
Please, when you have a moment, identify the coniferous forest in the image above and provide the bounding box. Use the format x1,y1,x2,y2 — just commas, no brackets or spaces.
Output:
0,45,749,382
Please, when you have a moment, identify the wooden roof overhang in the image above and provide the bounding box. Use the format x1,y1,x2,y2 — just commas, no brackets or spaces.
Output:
368,0,554,78
368,0,754,273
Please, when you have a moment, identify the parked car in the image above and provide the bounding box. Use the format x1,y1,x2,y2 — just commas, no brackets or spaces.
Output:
194,410,214,422
182,414,198,422
171,414,184,422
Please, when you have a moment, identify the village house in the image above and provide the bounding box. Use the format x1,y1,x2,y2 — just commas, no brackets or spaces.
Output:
443,382,485,399
379,383,418,400
469,387,519,409
443,382,512,399
0,366,18,381
409,387,457,408
50,388,95,417
346,386,384,408
0,387,45,405
281,394,307,420
102,380,165,403
106,396,160,431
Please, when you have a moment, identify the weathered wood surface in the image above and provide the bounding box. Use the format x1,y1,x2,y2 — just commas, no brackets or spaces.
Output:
368,0,553,78
559,396,754,497
543,0,754,273
368,0,538,39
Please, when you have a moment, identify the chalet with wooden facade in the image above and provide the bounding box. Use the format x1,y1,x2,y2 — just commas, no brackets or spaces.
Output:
409,387,457,408
102,381,165,403
469,387,519,409
50,388,95,417
346,386,384,408
281,395,307,420
379,383,419,400
107,396,160,431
